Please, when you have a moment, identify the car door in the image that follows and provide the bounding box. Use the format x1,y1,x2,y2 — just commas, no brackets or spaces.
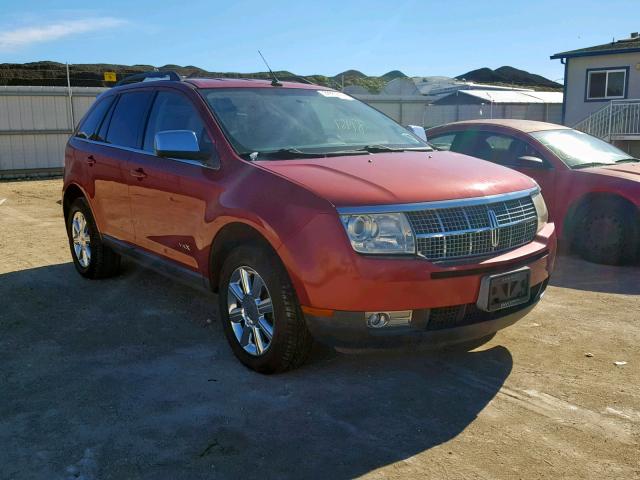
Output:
92,90,155,242
71,94,135,242
126,88,222,272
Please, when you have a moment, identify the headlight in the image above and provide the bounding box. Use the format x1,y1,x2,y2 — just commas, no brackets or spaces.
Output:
531,191,548,232
339,212,415,254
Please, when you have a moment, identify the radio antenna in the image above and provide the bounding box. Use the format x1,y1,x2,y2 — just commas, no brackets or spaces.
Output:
258,50,282,87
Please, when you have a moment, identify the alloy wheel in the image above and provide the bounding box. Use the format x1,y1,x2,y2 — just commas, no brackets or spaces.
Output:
227,266,275,356
71,211,92,268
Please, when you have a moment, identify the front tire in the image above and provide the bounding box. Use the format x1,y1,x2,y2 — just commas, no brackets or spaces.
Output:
65,197,121,278
218,244,313,373
575,201,639,265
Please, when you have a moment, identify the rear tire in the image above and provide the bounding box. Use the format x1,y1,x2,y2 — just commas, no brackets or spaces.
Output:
218,244,313,374
66,197,121,278
575,201,639,265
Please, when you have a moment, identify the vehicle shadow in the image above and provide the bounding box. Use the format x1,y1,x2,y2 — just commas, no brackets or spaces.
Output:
550,253,640,295
0,262,512,480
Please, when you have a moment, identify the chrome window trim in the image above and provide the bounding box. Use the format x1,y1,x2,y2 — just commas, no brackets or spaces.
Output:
336,187,539,215
74,137,220,170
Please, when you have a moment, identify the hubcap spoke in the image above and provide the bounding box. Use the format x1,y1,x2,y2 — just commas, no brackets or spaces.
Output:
257,316,273,341
239,268,252,295
240,325,252,347
229,282,245,302
229,307,244,323
251,275,264,297
256,298,273,316
252,326,265,354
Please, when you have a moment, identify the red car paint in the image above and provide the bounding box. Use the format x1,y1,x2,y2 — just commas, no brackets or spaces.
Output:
426,120,640,241
64,79,556,346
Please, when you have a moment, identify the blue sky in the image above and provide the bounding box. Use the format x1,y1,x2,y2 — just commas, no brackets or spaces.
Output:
1,0,638,81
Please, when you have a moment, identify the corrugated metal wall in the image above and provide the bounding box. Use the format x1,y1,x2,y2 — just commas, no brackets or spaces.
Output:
0,87,562,177
0,86,106,177
354,94,563,128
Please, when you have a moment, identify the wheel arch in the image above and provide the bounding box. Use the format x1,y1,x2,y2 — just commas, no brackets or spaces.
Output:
208,222,283,293
62,183,90,221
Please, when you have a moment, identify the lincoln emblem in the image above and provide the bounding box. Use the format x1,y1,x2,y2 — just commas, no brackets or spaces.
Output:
487,209,500,248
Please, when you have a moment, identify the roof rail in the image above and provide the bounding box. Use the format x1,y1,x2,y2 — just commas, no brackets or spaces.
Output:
116,71,181,86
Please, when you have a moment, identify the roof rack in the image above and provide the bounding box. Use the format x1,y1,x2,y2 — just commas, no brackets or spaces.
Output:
116,71,181,86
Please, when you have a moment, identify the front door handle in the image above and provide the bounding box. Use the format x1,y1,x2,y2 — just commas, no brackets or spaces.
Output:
86,155,96,166
129,168,148,179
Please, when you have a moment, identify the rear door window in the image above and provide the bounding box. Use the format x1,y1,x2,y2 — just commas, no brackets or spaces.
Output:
76,96,115,140
105,91,154,148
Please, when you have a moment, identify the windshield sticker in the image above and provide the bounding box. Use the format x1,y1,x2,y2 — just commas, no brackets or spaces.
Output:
334,118,365,135
318,90,354,100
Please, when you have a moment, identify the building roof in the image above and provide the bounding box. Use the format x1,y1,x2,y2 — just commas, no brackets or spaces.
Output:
439,90,563,104
436,119,570,133
551,33,640,59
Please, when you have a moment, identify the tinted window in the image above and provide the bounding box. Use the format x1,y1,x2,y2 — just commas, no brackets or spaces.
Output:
76,96,115,139
429,133,456,151
143,91,212,155
451,131,543,166
105,91,154,148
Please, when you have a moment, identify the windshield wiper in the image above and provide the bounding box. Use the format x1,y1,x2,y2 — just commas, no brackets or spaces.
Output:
245,148,369,160
571,162,611,169
614,157,639,164
356,144,433,153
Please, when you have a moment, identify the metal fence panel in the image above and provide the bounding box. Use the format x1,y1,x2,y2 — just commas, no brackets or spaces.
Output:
0,86,106,177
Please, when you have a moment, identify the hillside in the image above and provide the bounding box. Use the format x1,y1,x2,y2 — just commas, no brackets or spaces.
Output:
0,62,407,93
0,62,560,92
456,66,562,90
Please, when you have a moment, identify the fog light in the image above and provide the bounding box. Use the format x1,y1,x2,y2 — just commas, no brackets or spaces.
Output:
367,312,389,328
366,311,412,328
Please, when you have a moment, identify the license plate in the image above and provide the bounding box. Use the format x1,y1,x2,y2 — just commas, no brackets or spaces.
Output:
476,267,531,312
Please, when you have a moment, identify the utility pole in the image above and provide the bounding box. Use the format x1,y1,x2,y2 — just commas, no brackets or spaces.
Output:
66,62,75,130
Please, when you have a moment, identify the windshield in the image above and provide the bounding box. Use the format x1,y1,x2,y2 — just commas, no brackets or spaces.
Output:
531,129,634,168
201,88,428,157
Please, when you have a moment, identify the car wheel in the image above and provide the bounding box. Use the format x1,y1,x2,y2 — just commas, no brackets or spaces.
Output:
66,197,121,278
218,244,313,373
576,202,639,265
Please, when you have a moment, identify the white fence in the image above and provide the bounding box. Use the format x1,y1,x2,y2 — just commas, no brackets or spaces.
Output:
355,95,563,128
0,88,562,178
0,86,106,178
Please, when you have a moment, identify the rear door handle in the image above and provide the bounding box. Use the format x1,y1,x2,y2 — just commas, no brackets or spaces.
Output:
86,155,96,166
129,168,148,179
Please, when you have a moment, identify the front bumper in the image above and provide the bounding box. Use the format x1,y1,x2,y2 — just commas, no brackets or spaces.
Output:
304,280,547,348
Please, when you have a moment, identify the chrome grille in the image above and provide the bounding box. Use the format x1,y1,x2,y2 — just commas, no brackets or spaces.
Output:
406,195,538,261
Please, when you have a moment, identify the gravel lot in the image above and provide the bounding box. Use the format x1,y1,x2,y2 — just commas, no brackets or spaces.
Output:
1,179,638,480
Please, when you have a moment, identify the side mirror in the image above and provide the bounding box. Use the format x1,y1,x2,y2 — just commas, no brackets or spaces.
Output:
517,155,546,168
405,125,427,142
155,130,209,161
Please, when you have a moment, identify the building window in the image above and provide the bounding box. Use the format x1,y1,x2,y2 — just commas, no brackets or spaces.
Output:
586,69,627,100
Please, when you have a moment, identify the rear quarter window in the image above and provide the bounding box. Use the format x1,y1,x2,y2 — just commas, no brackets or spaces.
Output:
105,91,154,149
76,96,115,140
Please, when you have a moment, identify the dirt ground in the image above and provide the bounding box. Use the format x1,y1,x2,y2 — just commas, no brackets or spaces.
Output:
0,179,638,480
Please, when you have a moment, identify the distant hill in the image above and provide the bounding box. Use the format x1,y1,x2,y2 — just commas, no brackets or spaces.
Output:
0,61,560,93
456,66,562,90
0,62,409,94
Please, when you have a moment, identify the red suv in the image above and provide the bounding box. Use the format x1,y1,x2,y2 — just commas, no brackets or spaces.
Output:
63,72,556,373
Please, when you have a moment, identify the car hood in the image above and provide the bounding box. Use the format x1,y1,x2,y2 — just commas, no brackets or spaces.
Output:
256,151,537,206
588,162,640,180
